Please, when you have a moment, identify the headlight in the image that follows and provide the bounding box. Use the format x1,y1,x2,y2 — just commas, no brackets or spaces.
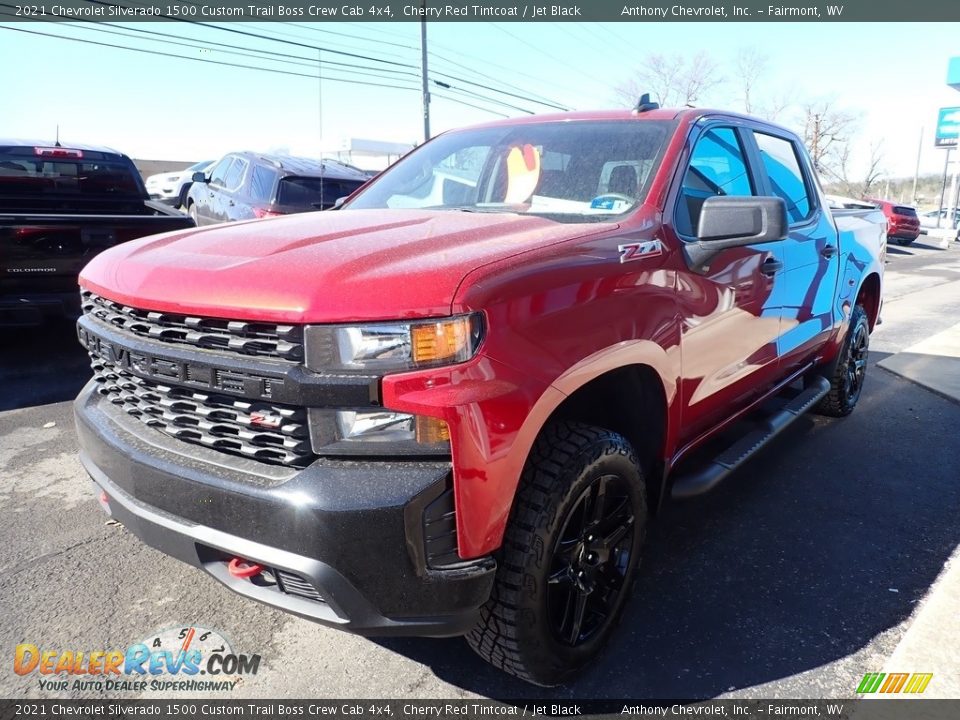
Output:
308,409,451,456
304,313,484,373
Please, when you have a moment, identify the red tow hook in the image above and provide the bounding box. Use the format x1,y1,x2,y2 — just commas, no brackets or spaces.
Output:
228,557,264,579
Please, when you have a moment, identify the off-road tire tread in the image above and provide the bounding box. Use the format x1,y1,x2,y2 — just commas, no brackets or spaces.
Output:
817,303,869,417
466,421,644,685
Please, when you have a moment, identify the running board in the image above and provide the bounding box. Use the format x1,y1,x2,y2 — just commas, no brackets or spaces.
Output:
671,375,831,500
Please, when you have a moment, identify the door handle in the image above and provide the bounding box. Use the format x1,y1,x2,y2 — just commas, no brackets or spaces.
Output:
760,258,783,276
821,244,838,259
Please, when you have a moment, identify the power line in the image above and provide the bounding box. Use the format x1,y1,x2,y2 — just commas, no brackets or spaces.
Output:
489,23,607,85
428,49,569,109
0,24,422,91
432,80,534,115
82,0,418,69
433,93,508,118
0,22,522,120
425,35,603,108
163,0,571,111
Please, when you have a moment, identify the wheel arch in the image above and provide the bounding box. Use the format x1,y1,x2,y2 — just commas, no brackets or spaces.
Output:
856,272,882,331
545,364,670,513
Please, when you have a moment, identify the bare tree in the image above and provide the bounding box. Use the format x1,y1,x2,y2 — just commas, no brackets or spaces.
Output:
616,52,723,108
859,141,885,197
730,47,792,121
734,47,766,114
802,100,858,179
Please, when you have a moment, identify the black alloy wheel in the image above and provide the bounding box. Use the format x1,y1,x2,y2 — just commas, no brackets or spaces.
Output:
816,303,871,417
844,319,869,406
547,474,635,646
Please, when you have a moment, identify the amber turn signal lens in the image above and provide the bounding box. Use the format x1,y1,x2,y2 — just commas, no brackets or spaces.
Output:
415,416,450,444
411,317,472,365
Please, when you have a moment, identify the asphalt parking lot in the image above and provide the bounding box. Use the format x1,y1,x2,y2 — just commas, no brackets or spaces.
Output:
1,238,959,700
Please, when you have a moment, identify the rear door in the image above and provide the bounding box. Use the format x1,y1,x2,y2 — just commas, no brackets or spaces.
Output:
746,129,840,372
667,123,787,441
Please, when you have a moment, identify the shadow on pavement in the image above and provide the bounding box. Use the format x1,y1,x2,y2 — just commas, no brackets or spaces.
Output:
0,319,90,411
374,353,960,699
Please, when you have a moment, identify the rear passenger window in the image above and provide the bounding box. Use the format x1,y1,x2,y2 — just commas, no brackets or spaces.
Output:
754,133,812,223
675,127,754,237
250,166,278,203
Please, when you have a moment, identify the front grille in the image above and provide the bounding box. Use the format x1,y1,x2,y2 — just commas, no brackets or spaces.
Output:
91,353,315,467
81,291,304,361
275,570,325,603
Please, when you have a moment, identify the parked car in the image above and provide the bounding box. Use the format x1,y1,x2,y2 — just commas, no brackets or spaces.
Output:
184,152,369,226
0,140,194,325
919,207,960,231
867,198,920,245
825,195,877,210
144,160,213,206
75,106,885,685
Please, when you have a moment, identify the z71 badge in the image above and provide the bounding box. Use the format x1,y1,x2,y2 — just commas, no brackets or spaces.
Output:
618,239,663,264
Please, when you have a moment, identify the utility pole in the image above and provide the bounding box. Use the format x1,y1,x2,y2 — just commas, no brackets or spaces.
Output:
420,2,430,143
911,127,923,204
937,148,951,229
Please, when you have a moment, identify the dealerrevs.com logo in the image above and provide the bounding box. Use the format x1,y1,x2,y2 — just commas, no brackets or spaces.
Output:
14,626,261,693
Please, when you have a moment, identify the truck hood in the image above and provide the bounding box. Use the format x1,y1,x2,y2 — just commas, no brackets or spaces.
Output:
80,208,606,323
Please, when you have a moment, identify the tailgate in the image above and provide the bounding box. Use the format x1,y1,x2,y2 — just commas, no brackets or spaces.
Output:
1,213,193,297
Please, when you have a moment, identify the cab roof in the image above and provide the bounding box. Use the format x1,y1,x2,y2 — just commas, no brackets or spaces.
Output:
455,107,799,139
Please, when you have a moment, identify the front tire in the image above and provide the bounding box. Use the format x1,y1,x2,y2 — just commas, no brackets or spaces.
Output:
817,304,870,417
467,422,647,686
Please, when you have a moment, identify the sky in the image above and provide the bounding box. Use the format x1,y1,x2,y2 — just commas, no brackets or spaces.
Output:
1,18,959,181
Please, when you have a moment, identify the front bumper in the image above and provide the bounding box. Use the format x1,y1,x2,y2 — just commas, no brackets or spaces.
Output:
75,381,495,636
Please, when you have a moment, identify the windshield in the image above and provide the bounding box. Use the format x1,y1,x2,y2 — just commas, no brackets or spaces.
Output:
346,120,673,222
187,160,213,172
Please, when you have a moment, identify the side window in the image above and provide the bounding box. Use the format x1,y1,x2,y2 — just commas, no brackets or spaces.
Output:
249,166,279,203
222,158,247,191
754,132,813,223
675,127,754,237
209,157,234,187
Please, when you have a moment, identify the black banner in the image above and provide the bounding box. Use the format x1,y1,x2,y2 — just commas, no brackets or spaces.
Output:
1,0,959,23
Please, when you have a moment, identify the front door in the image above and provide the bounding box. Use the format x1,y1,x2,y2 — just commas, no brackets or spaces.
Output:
666,124,787,443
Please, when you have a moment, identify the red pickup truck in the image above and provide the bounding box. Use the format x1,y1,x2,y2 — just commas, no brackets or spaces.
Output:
74,105,885,685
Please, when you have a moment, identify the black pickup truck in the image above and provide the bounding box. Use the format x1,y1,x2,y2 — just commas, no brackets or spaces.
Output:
0,141,195,326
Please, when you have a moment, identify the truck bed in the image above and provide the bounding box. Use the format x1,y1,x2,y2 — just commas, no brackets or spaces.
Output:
1,209,193,325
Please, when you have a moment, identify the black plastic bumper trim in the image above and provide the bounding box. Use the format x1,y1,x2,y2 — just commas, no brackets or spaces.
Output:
74,382,496,636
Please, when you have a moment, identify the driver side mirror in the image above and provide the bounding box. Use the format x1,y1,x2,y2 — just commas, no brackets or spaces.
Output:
333,196,347,210
192,172,208,183
682,196,787,273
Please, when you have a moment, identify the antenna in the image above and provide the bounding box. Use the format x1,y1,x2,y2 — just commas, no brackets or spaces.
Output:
55,124,62,147
634,93,660,113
